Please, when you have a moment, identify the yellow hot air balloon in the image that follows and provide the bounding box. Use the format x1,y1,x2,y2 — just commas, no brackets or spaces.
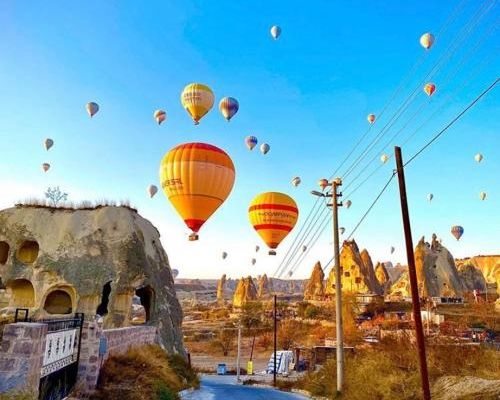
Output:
159,142,235,240
420,33,435,49
180,83,214,125
249,192,298,255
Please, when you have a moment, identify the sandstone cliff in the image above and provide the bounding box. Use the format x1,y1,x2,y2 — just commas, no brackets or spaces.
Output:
0,205,184,354
375,262,391,294
304,262,325,300
458,264,487,293
257,274,273,298
232,276,257,307
217,274,226,301
456,255,499,295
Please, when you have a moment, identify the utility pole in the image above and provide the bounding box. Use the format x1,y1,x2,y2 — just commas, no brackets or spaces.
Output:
332,179,344,394
236,324,241,382
273,294,277,387
394,146,431,400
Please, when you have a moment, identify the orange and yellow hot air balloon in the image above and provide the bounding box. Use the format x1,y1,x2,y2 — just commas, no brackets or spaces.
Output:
180,83,215,125
424,83,436,97
367,114,376,124
159,142,235,240
248,192,298,255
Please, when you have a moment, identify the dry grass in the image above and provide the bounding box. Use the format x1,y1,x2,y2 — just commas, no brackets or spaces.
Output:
15,198,137,213
296,337,500,399
0,392,35,400
90,345,198,400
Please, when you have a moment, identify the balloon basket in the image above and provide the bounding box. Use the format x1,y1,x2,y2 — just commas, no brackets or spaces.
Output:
269,250,276,256
188,233,199,241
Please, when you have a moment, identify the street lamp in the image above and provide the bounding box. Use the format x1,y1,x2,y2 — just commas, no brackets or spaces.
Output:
311,177,344,394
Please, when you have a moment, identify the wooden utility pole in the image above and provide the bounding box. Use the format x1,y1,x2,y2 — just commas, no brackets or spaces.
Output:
394,146,431,400
332,179,344,394
273,294,277,387
236,324,241,381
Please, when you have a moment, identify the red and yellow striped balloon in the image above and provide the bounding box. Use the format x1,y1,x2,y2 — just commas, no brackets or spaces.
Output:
160,142,235,240
248,192,298,255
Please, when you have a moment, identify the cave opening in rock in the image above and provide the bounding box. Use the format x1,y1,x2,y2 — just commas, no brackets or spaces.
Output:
7,279,35,307
135,285,154,322
96,281,112,316
0,241,9,264
44,290,72,314
16,240,39,264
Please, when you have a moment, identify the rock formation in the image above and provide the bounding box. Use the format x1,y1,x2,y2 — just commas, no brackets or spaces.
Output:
375,262,391,294
456,255,499,295
457,263,487,293
232,276,257,307
326,240,381,295
0,205,184,354
385,263,407,284
257,274,272,298
217,274,227,301
303,262,325,300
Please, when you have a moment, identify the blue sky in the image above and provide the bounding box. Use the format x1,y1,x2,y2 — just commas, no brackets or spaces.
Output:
0,1,498,279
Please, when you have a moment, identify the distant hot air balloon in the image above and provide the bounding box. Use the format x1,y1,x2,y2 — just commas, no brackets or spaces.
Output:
222,251,228,260
420,33,435,49
44,138,54,151
318,178,329,191
424,83,436,97
380,154,389,164
479,191,487,201
390,246,395,254
147,185,158,198
270,25,281,40
180,83,214,125
154,110,167,125
367,114,376,124
292,177,301,187
302,245,307,252
249,192,298,255
172,268,179,278
474,153,483,163
42,163,50,172
451,225,464,241
159,142,235,241
260,143,270,155
219,97,239,121
246,136,258,150
344,200,352,209
251,258,256,266
340,227,345,235
288,271,293,277
428,193,434,202
255,245,260,252
86,102,99,118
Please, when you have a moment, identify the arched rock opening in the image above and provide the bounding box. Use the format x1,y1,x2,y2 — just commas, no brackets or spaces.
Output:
135,286,155,322
7,279,35,307
96,281,112,316
44,290,73,314
0,241,9,264
16,240,39,264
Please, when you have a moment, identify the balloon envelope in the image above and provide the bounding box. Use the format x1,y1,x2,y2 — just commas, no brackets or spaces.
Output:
318,179,329,190
479,192,486,201
249,192,298,255
181,83,214,125
159,142,235,239
42,163,50,172
255,245,260,252
380,154,389,164
86,102,99,117
219,97,239,121
367,114,376,124
246,136,258,150
291,177,301,187
424,83,436,97
171,269,179,278
474,153,483,163
428,193,434,202
251,258,256,265
44,138,54,151
340,227,345,235
420,33,435,49
390,246,395,254
147,185,158,198
154,110,167,125
222,252,228,259
260,143,270,155
344,200,352,208
302,245,307,252
270,25,281,39
451,225,464,241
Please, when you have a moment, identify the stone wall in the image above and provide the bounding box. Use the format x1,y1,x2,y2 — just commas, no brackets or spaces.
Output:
104,325,157,359
0,322,47,396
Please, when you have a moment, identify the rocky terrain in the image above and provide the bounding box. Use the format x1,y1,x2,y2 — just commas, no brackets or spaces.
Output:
303,262,325,300
0,205,184,354
232,276,258,307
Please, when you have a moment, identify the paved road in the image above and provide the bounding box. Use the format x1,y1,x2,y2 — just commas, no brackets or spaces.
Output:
180,375,309,400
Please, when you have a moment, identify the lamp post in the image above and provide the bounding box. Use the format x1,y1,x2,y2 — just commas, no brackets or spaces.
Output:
311,177,344,394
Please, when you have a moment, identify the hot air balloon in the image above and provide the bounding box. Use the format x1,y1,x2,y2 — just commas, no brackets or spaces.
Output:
340,227,345,235
288,271,293,277
255,245,260,252
424,83,436,97
367,114,376,124
381,154,389,164
219,97,239,121
180,83,214,125
475,153,483,163
251,258,256,266
390,246,395,254
344,200,352,209
245,136,258,150
451,225,464,241
222,251,228,260
249,192,298,255
159,142,235,240
260,143,270,155
302,245,307,252
44,138,54,151
86,102,99,118
172,268,179,278
147,185,158,198
479,191,487,201
318,178,329,191
42,163,50,172
428,193,434,202
154,110,167,125
420,33,435,49
292,177,301,187
270,25,281,40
